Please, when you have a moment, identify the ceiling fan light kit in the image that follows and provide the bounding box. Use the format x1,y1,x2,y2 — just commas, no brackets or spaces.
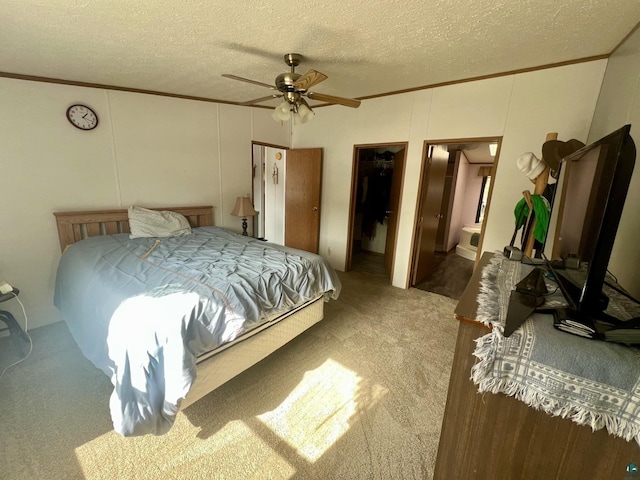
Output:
272,96,315,124
272,101,290,122
224,53,360,124
296,100,315,124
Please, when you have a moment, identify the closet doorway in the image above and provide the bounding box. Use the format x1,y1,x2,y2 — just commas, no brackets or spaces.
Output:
411,138,500,289
346,143,407,281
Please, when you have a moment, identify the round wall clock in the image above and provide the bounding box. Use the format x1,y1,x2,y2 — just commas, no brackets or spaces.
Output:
66,104,99,130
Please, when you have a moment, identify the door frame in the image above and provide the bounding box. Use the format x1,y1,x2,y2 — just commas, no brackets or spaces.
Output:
251,141,289,239
407,136,502,287
250,141,289,201
345,141,408,282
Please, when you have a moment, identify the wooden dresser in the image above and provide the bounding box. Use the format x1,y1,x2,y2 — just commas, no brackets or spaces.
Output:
433,252,639,479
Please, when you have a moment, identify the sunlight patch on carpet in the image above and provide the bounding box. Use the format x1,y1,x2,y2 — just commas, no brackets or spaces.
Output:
74,418,297,479
160,420,297,478
257,358,388,462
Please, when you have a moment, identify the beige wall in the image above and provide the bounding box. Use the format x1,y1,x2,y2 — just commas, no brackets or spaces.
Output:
0,78,289,329
3,53,631,330
293,60,607,288
588,26,640,298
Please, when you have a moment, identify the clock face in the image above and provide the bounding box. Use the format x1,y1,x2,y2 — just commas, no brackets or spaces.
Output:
66,104,98,130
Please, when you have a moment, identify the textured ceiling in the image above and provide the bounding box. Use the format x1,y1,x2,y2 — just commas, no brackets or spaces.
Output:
2,1,639,108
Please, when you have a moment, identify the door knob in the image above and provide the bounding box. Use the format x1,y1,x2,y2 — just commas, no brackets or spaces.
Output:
312,207,319,211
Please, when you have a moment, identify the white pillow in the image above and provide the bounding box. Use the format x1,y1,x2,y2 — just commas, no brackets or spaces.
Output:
128,206,192,239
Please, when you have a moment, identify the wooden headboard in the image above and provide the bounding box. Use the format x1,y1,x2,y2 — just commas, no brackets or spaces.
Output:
53,206,214,253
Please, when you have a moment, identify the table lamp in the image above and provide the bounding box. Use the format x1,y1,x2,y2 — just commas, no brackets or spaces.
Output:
231,196,257,236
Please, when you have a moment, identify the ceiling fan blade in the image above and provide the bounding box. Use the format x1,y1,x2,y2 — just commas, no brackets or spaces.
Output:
222,74,275,90
306,91,361,108
239,94,281,106
293,69,328,91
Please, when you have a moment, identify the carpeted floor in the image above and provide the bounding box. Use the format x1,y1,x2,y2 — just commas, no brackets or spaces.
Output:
351,249,474,301
0,270,459,480
350,250,389,279
414,252,474,300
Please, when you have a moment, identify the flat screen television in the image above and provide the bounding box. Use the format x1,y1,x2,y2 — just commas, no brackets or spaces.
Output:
550,124,636,321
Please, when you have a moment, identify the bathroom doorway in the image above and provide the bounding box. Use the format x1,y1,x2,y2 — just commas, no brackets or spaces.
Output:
411,138,500,293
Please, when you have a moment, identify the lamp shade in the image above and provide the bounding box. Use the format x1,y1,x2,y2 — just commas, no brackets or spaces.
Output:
296,101,315,124
272,100,291,122
272,98,316,124
231,196,257,217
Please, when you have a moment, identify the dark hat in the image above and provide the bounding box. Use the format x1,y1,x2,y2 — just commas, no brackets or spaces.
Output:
542,139,586,177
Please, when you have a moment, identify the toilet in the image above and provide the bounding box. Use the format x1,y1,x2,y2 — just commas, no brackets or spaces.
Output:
456,223,482,260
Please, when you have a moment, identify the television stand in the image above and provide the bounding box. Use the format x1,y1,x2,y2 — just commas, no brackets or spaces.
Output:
553,268,609,312
546,264,640,344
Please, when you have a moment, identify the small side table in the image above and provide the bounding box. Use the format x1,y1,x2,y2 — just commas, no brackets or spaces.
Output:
0,288,30,355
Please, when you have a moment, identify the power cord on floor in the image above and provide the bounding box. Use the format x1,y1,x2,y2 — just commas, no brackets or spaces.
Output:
0,292,33,378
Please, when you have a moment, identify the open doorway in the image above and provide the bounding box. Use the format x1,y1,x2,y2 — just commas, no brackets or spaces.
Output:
251,142,323,253
346,143,407,281
411,138,500,299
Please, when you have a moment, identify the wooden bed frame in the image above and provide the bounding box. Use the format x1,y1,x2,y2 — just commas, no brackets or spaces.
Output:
53,206,214,252
53,206,325,410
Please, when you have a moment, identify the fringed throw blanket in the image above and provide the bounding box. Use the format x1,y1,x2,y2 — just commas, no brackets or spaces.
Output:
471,253,640,444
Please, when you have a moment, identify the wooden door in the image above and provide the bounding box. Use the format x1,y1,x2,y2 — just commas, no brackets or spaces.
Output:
384,149,406,272
436,158,457,252
285,148,323,253
412,145,449,285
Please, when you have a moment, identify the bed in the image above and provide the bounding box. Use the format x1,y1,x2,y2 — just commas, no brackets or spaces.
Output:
53,206,341,436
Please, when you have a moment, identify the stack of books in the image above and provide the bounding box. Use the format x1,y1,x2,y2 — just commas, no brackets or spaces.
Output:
553,309,597,339
553,308,640,345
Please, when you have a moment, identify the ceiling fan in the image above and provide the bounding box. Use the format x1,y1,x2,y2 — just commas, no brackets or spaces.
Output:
222,53,361,124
